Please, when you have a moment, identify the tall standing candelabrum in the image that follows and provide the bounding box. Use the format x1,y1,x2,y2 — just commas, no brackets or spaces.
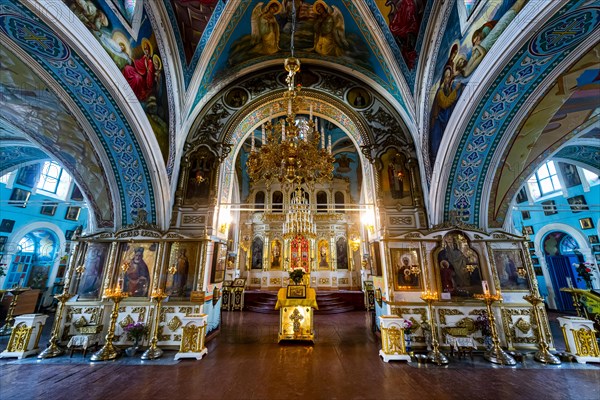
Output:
37,291,73,358
523,293,561,364
90,287,129,361
420,291,448,365
0,287,30,336
141,288,168,360
474,292,516,365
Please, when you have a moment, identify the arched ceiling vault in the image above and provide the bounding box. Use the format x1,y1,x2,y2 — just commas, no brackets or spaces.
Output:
433,0,600,228
2,0,173,229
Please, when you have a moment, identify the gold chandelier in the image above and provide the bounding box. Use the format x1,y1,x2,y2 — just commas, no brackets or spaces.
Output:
246,57,335,187
283,186,316,239
245,0,335,188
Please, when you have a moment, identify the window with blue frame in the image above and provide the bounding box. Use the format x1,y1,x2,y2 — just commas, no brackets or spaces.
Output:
37,161,63,194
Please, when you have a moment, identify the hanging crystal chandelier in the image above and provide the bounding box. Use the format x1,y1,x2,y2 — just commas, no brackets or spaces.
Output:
245,4,335,188
283,187,317,239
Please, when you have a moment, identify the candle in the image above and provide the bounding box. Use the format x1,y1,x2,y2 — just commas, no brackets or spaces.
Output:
288,98,292,115
282,124,286,141
482,280,489,294
315,118,318,132
321,127,325,149
309,104,313,120
251,134,255,151
328,135,332,153
262,125,266,145
566,277,573,288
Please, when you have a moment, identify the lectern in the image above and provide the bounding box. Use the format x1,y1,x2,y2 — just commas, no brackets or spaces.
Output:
275,287,318,342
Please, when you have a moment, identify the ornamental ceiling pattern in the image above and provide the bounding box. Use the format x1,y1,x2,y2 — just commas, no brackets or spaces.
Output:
445,1,600,225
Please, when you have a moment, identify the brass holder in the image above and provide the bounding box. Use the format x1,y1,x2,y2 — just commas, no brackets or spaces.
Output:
90,288,129,361
141,288,168,360
474,292,516,366
523,293,561,364
38,292,73,358
0,287,30,336
420,291,448,365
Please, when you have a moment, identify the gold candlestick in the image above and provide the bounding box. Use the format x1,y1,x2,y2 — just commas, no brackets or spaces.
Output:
420,291,448,365
523,293,561,364
0,287,30,336
141,288,168,360
91,287,129,361
38,291,73,358
474,292,516,365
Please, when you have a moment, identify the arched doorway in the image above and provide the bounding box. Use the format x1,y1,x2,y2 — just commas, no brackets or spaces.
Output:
4,229,59,289
542,231,582,311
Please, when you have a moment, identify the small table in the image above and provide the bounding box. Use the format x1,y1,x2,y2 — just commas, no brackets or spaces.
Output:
446,335,477,360
67,334,101,358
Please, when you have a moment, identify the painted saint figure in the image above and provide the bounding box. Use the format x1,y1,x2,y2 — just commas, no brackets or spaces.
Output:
306,0,348,56
122,38,161,101
250,0,282,55
124,247,150,297
169,248,190,296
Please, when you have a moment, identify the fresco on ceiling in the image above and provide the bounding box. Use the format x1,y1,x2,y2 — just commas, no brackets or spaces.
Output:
168,0,220,65
490,48,600,224
63,0,170,162
427,0,528,169
379,148,413,208
225,0,373,72
556,144,600,173
374,0,427,70
0,45,113,226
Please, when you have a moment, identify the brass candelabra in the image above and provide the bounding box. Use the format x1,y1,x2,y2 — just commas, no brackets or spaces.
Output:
474,292,516,365
38,291,73,358
523,293,561,364
141,288,168,360
420,291,448,365
0,287,30,336
91,287,129,361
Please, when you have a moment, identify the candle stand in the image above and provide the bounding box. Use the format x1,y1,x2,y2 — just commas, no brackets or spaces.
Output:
523,293,561,364
38,291,73,358
420,291,448,365
91,288,129,361
141,288,168,360
474,292,516,366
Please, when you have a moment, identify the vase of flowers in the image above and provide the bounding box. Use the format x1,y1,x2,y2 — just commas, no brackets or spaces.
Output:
123,322,149,356
573,262,594,289
402,319,413,352
289,267,306,285
475,312,492,350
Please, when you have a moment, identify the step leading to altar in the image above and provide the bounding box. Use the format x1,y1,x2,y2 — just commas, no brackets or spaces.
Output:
243,290,364,314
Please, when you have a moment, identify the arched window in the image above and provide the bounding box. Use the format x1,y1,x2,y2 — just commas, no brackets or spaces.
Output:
527,161,562,200
316,191,327,213
255,191,265,210
5,230,58,289
272,191,283,212
334,191,344,212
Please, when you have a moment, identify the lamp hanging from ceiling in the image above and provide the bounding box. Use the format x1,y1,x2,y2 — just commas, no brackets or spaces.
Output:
245,2,335,189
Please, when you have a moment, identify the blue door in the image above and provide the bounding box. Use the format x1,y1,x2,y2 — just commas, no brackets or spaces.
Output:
545,255,578,312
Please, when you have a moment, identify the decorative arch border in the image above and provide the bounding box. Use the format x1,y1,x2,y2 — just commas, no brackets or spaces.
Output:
216,92,376,209
0,0,158,225
442,2,600,225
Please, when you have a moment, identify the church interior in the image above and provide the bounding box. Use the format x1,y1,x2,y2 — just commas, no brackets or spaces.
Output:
0,0,599,398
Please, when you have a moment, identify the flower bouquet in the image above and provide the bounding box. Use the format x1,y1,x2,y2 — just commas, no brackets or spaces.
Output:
402,319,413,335
573,262,594,289
289,267,306,285
123,322,149,345
475,313,492,349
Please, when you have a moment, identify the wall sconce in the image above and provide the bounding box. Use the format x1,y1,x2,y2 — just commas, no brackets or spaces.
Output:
361,208,375,234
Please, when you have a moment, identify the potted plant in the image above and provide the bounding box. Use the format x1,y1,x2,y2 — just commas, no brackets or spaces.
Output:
123,322,149,356
402,319,413,352
474,312,492,350
289,267,306,285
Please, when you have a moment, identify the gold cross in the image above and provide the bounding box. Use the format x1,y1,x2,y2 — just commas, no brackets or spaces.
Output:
290,308,304,334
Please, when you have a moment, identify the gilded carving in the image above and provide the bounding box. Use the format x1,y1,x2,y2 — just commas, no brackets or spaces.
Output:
119,314,135,329
73,316,88,328
572,328,600,357
6,323,32,352
339,278,349,285
270,278,282,285
380,326,406,355
319,278,330,284
251,278,261,284
179,307,194,315
515,318,531,334
438,309,463,325
168,316,183,332
132,306,147,322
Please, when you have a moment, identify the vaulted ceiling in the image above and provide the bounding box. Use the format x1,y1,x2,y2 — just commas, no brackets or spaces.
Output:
0,0,598,231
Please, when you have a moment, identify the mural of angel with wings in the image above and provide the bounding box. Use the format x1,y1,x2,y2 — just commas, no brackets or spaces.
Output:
306,0,348,56
250,0,283,55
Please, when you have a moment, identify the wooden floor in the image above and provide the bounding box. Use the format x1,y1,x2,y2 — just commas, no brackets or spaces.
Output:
1,311,599,400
